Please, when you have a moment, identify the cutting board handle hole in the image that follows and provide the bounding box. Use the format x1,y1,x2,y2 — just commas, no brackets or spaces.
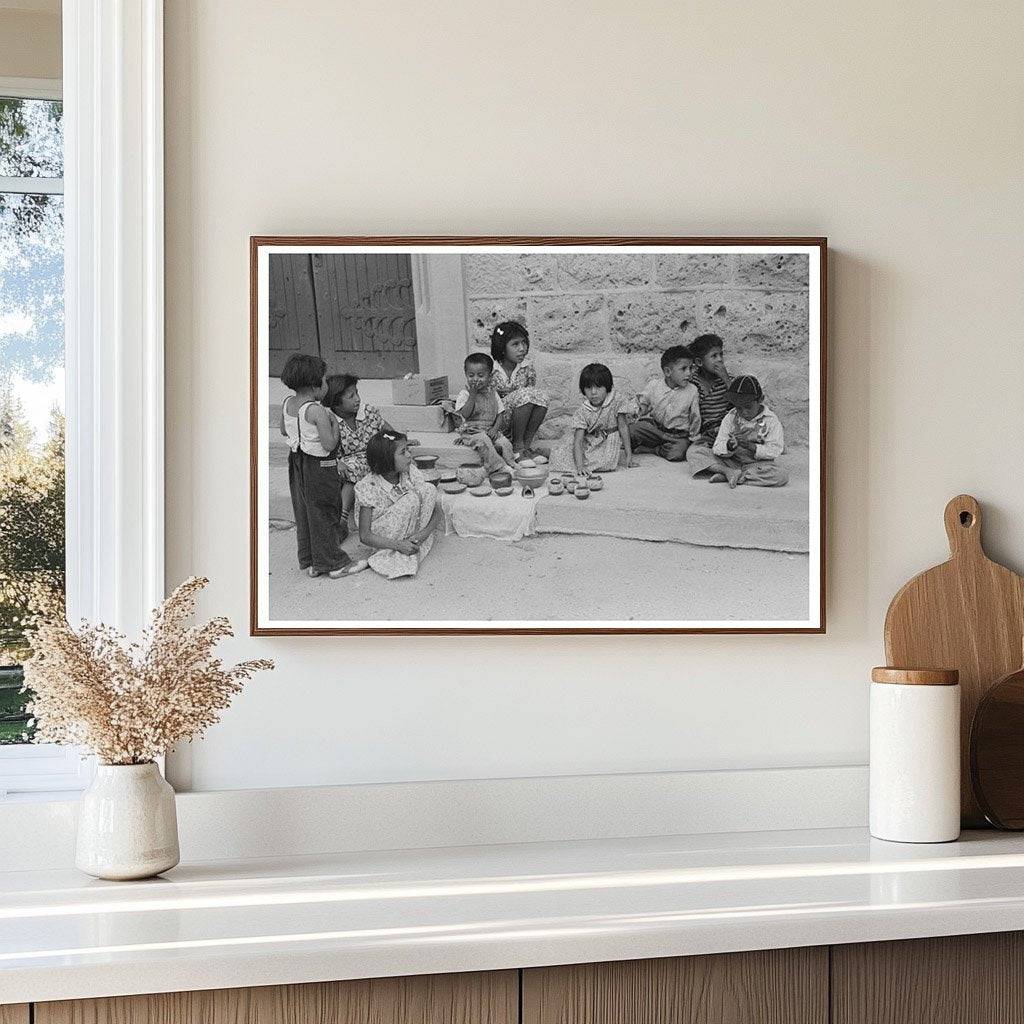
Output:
960,511,974,527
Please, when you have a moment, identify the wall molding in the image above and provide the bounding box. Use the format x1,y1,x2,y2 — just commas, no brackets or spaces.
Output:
0,765,868,870
63,0,164,636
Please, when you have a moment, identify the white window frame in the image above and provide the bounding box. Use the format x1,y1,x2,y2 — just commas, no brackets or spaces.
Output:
0,1,165,798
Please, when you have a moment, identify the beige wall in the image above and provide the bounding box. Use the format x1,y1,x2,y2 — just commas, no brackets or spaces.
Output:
164,1,1024,791
0,7,61,81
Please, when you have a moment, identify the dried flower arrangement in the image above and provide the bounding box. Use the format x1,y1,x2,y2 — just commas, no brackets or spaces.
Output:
22,576,273,765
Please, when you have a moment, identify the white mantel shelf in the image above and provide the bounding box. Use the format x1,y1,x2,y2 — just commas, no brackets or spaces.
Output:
4,827,1024,1005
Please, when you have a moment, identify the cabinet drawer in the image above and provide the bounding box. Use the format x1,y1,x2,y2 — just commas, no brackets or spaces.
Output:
832,932,1024,1024
35,971,517,1024
523,947,827,1024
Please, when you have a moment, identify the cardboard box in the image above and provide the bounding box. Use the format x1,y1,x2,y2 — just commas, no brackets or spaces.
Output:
391,375,450,406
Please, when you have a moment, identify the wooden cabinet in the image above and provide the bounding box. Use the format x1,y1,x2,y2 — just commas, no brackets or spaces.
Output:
34,971,517,1024
21,932,1024,1024
832,932,1024,1024
522,948,828,1024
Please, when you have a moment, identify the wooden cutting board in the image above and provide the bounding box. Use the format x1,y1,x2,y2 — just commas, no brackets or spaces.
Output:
884,494,1024,826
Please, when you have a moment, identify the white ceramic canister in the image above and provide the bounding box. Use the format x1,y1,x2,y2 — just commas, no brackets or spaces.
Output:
869,667,960,843
76,762,180,880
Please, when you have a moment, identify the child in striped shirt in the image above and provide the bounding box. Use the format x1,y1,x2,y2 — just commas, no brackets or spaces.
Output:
685,333,734,479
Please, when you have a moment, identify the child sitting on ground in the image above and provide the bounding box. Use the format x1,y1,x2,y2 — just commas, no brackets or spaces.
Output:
441,352,517,475
490,321,549,458
346,430,443,579
684,333,734,478
278,353,350,578
629,344,701,462
707,375,789,488
570,362,636,475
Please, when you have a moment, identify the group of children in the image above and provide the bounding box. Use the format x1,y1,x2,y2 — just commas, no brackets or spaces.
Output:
569,333,789,489
280,322,788,582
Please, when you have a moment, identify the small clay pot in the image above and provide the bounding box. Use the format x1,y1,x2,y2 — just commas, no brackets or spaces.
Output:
587,475,604,491
489,470,513,489
413,454,438,470
521,485,535,499
575,486,590,500
564,479,577,493
547,480,564,495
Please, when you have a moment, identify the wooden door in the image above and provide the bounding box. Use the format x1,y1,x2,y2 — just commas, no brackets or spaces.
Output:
832,932,1024,1024
523,948,828,1024
267,254,320,377
35,971,516,1024
311,252,419,378
0,1006,29,1024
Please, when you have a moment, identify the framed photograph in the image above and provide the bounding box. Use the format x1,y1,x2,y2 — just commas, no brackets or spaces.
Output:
250,236,826,635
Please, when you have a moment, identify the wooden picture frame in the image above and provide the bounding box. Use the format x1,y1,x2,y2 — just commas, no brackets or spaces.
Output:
251,236,827,635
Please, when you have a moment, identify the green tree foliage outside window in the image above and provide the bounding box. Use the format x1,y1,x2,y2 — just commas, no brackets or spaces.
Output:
0,96,65,744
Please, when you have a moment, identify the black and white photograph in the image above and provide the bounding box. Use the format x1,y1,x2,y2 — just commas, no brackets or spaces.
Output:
251,238,825,634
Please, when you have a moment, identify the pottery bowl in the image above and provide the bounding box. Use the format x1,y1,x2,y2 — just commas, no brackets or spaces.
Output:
587,475,604,491
470,485,492,497
440,482,467,494
456,466,487,487
547,480,565,495
413,454,438,470
489,470,513,489
515,465,549,490
564,479,577,493
494,486,513,497
575,486,591,500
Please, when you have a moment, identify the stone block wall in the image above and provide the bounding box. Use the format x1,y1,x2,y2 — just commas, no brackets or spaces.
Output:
461,253,811,449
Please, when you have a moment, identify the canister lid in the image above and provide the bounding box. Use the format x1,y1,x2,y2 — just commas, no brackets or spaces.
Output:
871,667,959,686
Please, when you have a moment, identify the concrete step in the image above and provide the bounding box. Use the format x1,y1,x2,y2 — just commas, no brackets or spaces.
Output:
267,445,809,553
535,455,810,553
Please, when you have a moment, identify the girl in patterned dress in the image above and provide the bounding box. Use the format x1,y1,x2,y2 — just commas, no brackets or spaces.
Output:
346,430,442,580
489,321,549,458
567,363,637,475
324,374,407,528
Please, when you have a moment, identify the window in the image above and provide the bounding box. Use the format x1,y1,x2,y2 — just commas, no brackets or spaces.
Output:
0,80,83,797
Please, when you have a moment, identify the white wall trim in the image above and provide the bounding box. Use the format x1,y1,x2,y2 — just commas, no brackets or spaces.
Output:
0,765,869,870
0,76,62,100
0,1,165,801
63,0,164,635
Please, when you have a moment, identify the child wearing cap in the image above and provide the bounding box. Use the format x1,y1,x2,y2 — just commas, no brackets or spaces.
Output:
706,375,789,488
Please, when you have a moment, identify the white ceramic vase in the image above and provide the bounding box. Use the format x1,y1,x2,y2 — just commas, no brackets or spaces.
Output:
76,762,180,880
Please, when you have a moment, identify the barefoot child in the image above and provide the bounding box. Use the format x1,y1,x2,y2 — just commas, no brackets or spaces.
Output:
685,333,733,478
441,353,517,475
347,431,443,579
490,321,549,458
708,375,789,488
628,344,701,462
571,363,636,475
279,353,350,578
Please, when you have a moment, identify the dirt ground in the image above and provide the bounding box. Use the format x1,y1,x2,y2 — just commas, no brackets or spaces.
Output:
268,528,810,623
